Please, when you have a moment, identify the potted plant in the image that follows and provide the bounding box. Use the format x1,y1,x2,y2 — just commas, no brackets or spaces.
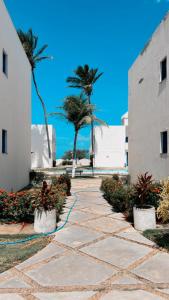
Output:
133,173,160,231
33,181,65,233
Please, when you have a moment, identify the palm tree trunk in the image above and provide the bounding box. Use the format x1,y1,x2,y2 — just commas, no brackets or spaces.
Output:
88,95,94,176
72,130,78,178
32,70,51,159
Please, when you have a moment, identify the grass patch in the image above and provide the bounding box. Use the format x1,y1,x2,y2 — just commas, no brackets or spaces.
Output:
0,234,51,273
143,229,169,251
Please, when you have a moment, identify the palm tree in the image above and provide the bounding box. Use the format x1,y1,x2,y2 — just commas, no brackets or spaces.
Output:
17,28,52,158
66,64,103,171
50,95,105,178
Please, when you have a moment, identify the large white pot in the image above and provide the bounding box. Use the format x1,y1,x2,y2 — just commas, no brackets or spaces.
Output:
34,209,56,233
133,205,156,231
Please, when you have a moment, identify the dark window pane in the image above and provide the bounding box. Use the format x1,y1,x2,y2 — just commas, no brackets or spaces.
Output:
2,129,7,154
161,131,167,154
161,58,167,81
2,50,8,76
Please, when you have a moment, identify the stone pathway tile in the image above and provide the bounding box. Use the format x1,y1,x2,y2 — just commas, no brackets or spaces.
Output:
112,275,143,284
82,216,129,233
116,227,156,246
16,242,65,270
25,252,117,286
132,252,169,283
158,289,169,295
100,290,163,300
0,276,30,288
53,224,104,248
82,204,113,215
61,210,97,224
81,236,152,268
0,295,24,300
34,291,96,299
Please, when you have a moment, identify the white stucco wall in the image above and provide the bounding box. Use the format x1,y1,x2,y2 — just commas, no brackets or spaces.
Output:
31,125,56,169
129,12,169,182
94,126,126,168
0,0,31,191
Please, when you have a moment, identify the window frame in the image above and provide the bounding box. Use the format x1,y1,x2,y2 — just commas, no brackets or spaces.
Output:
2,49,8,77
160,131,168,155
160,57,167,82
2,129,8,154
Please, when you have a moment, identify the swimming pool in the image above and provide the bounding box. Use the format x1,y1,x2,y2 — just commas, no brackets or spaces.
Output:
83,169,128,175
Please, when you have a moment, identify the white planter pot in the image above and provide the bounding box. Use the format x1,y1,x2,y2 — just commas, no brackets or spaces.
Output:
34,209,56,233
133,205,156,231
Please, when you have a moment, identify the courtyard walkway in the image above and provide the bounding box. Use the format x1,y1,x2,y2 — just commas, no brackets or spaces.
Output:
1,178,169,299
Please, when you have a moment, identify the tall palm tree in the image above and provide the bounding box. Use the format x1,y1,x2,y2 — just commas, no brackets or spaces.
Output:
50,95,105,178
18,28,51,158
66,64,103,171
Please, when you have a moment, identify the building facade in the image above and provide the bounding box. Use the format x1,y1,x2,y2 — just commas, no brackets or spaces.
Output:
129,12,169,182
94,113,128,168
0,0,31,191
31,125,56,169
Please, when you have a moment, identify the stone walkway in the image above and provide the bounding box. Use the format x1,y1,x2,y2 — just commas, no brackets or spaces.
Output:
1,178,169,299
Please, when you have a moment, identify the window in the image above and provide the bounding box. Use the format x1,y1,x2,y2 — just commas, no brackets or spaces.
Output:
125,136,128,143
126,152,128,167
160,57,167,82
2,129,7,154
160,131,168,154
2,50,8,76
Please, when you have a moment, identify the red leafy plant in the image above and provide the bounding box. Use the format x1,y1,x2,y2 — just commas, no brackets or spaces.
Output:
134,172,160,208
31,181,66,212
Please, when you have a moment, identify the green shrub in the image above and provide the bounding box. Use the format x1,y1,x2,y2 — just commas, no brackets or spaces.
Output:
0,190,34,223
54,174,71,196
100,177,122,202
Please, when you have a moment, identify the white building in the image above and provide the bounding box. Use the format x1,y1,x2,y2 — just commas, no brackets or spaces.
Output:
31,125,56,169
94,113,128,168
129,12,169,182
0,0,31,191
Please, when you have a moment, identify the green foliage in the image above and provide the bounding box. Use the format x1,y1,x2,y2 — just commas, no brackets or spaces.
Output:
0,190,34,223
100,174,161,222
17,29,50,70
54,174,71,196
143,229,169,251
62,149,89,160
31,181,66,212
66,64,103,96
157,179,169,223
133,173,161,208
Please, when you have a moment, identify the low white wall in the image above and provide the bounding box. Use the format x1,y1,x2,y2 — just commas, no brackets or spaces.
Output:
94,126,126,168
31,125,56,169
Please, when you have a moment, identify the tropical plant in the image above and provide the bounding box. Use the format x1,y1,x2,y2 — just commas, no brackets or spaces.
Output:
53,174,71,196
62,149,89,160
31,181,66,212
66,64,103,171
17,28,52,158
50,95,105,177
157,179,169,223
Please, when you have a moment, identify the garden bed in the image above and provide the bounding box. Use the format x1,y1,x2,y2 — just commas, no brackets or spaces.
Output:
0,234,51,273
143,229,169,252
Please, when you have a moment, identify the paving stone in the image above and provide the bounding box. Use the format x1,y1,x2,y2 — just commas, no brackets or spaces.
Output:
17,242,65,270
26,252,116,286
82,217,129,233
100,290,163,299
61,210,97,224
0,295,24,300
117,228,155,246
132,252,169,283
54,224,103,248
158,289,169,295
112,275,143,284
109,212,126,220
34,291,96,299
81,236,151,268
82,205,113,215
0,277,31,288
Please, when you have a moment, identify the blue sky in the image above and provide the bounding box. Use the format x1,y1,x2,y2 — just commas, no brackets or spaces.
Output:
4,0,169,158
